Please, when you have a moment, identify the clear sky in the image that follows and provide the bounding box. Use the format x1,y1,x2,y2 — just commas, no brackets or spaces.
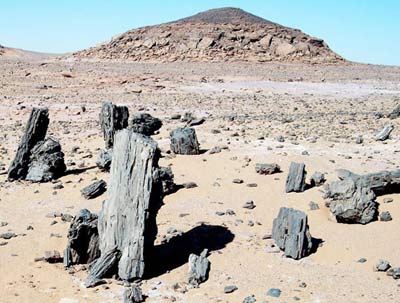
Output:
1,1,399,66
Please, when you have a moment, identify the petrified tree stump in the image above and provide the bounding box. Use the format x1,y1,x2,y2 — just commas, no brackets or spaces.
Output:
97,129,162,280
272,207,312,259
25,137,66,182
285,162,307,193
99,101,129,149
8,107,49,181
170,127,200,155
63,209,100,267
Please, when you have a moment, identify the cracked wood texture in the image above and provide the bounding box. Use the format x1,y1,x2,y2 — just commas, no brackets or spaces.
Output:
98,129,162,280
8,107,49,181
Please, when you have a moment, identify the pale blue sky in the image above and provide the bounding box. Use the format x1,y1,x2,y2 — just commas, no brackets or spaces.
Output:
1,1,399,65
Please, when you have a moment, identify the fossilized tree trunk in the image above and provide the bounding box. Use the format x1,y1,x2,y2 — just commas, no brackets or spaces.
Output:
8,107,49,181
99,102,129,149
97,129,162,280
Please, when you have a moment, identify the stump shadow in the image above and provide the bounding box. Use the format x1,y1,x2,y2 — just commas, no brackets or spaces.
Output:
309,237,324,255
145,224,234,279
64,165,97,176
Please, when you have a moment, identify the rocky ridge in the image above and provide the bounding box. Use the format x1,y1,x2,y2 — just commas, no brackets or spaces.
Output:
75,7,343,63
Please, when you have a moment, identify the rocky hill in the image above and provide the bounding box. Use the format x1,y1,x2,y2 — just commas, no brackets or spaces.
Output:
74,7,343,63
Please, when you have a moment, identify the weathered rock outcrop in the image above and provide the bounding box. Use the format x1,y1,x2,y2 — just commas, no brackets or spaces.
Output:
99,102,129,149
170,127,200,155
130,113,162,136
285,162,307,193
75,8,343,64
272,207,313,259
97,130,162,280
63,209,100,267
25,137,66,182
8,108,49,180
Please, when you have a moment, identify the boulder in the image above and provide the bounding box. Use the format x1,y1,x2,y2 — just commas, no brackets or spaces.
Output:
188,249,210,287
130,113,162,136
324,178,378,224
272,207,313,259
170,127,200,155
25,137,66,182
8,107,49,181
97,130,162,280
285,162,307,193
99,102,129,149
63,209,100,267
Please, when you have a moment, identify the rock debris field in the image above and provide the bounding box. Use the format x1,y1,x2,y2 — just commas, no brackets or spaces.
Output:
0,55,400,303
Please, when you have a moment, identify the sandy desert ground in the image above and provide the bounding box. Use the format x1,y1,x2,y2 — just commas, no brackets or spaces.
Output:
1,55,400,303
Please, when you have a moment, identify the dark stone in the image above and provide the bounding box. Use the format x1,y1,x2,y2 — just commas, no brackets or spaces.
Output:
170,127,200,155
224,285,238,293
272,207,312,259
374,260,391,272
380,211,392,222
25,137,66,182
130,113,162,136
285,162,307,193
81,180,107,199
8,107,49,181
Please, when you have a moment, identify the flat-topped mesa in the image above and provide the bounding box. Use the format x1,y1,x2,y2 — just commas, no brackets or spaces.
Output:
8,108,49,181
91,130,163,282
74,7,343,63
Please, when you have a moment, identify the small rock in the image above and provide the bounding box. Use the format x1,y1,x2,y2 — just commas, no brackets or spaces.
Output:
374,260,391,272
380,211,392,222
266,288,281,298
224,285,238,294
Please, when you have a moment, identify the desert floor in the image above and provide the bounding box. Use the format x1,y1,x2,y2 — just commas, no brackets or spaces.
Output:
1,56,400,303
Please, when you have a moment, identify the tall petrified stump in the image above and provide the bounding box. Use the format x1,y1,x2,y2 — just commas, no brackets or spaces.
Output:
99,101,129,149
94,129,162,281
8,107,49,181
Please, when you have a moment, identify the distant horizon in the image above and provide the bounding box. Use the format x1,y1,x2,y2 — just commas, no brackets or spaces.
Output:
1,1,399,66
